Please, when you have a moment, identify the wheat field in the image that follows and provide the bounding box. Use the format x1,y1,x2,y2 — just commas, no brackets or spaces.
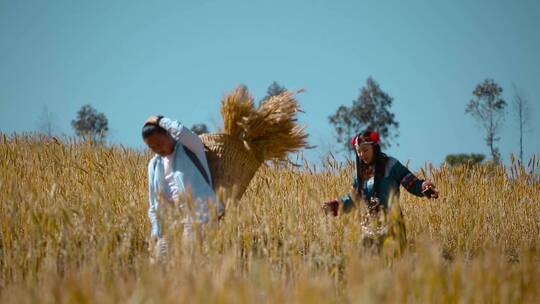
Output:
1,134,539,303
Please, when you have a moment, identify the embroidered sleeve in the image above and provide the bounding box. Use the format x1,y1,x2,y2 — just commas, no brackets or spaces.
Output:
392,160,424,197
339,194,355,213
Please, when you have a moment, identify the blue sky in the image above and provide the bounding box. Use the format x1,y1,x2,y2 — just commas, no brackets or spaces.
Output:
1,0,539,168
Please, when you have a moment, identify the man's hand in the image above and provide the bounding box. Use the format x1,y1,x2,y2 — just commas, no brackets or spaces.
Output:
149,236,168,263
421,181,439,199
145,115,160,126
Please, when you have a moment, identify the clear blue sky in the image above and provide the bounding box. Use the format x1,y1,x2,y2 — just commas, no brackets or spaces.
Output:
1,0,539,168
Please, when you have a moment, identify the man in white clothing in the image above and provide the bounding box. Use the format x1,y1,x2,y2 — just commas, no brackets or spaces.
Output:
142,115,223,259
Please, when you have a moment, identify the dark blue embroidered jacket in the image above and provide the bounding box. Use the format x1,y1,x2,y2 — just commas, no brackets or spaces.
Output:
340,157,425,210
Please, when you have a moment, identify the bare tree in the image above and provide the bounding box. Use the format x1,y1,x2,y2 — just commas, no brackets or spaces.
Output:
37,105,58,136
512,84,531,165
465,79,507,164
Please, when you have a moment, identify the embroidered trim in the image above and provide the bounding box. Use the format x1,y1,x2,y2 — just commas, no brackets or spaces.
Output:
401,173,417,189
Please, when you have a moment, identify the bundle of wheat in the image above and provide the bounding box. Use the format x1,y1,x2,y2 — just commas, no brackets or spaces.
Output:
221,85,255,138
240,91,308,162
200,85,308,200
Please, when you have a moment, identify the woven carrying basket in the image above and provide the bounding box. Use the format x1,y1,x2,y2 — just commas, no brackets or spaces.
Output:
199,133,262,200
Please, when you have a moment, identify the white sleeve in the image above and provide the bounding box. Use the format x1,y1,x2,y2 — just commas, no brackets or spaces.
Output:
159,117,211,178
147,158,161,238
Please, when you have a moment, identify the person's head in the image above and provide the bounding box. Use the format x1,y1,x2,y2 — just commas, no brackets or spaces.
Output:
352,130,381,165
142,123,175,156
352,130,387,198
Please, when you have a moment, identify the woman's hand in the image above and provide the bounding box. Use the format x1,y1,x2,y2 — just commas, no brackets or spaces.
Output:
421,181,439,199
322,199,339,216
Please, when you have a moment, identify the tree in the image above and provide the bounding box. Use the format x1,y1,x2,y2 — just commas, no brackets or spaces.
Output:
37,105,59,136
260,81,287,104
512,84,531,165
71,104,109,142
465,79,506,164
191,123,209,135
329,77,399,152
445,153,485,167
328,105,356,152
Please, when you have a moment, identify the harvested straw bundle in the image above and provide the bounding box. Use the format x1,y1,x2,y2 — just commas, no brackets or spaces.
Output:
239,91,308,162
221,85,255,138
200,85,308,200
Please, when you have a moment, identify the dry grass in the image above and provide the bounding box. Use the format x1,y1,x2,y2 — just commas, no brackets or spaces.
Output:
240,91,309,161
220,86,309,161
221,85,255,138
1,134,539,303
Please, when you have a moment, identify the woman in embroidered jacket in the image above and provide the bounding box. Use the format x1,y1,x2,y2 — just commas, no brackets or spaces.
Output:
142,115,223,257
323,130,439,216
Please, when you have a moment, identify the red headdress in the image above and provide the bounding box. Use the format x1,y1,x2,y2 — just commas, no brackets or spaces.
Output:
351,131,380,147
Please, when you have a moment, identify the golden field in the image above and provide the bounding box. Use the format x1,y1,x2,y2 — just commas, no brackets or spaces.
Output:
0,134,539,303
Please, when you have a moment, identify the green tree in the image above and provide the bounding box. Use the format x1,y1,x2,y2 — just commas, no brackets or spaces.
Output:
465,79,507,164
329,77,399,152
328,105,356,153
260,81,287,104
445,153,485,167
71,104,109,143
191,123,209,135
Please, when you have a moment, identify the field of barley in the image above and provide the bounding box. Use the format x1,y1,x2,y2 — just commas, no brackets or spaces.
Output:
1,134,539,303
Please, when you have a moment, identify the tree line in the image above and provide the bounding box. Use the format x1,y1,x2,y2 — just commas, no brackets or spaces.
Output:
328,77,532,166
37,81,288,143
38,79,532,166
